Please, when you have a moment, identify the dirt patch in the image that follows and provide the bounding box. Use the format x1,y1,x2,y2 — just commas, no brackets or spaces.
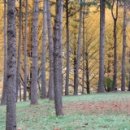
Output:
64,100,130,115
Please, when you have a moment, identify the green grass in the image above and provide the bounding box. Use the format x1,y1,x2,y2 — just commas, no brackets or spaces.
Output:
0,92,130,130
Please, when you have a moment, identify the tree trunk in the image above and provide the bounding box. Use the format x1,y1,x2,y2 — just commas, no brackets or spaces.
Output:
31,0,39,104
1,0,7,105
98,0,106,93
47,0,54,100
82,13,85,94
74,5,83,95
41,0,47,98
121,2,127,91
6,0,17,129
23,0,28,101
16,0,22,101
53,0,63,116
111,0,119,91
65,0,70,96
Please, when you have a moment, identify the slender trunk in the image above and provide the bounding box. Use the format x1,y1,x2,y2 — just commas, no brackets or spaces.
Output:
82,13,85,94
121,3,127,91
31,0,39,104
86,51,90,94
111,0,119,91
6,0,17,129
98,0,106,93
47,0,54,100
53,0,63,116
112,20,117,91
41,0,47,98
16,0,22,101
23,0,28,101
1,0,7,105
65,0,70,95
74,6,83,95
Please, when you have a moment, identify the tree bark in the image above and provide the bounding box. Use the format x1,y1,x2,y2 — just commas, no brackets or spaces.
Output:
47,0,54,100
23,0,28,101
111,0,119,91
6,0,17,129
1,0,7,105
53,0,63,116
16,0,22,101
31,0,39,104
121,2,127,91
74,5,83,95
98,0,106,93
65,0,70,96
41,0,47,98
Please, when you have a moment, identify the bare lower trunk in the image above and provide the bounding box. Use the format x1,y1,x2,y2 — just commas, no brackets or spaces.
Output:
121,3,127,91
111,0,119,91
74,6,83,95
65,0,70,96
23,0,28,101
53,0,63,116
31,0,39,104
98,0,106,93
16,0,22,101
41,0,47,98
6,0,17,129
1,0,7,105
47,0,54,100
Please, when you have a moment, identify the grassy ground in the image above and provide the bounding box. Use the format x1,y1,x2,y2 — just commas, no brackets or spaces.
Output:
0,92,130,130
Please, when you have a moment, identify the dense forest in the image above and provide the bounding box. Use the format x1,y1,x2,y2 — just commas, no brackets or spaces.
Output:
0,0,130,129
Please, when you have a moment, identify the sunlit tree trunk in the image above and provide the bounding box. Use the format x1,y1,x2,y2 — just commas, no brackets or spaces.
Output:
121,2,127,91
47,0,54,100
41,0,47,98
31,0,39,104
1,0,7,105
53,0,63,116
98,0,106,93
6,0,17,129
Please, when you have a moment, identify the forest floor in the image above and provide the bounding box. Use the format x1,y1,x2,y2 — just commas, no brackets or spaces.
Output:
0,92,130,130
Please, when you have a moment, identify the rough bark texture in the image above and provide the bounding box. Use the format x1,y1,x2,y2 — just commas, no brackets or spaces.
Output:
6,0,17,129
121,3,127,91
65,0,70,96
41,0,47,98
53,0,63,116
23,0,28,101
16,0,22,101
74,6,83,95
47,0,54,100
98,0,106,93
31,0,39,104
1,0,7,105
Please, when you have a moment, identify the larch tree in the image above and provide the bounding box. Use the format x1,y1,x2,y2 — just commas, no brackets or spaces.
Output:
111,0,119,91
74,1,83,95
121,1,127,91
6,0,17,129
31,0,39,104
47,0,54,100
65,0,70,96
98,0,106,93
41,0,47,98
53,0,63,116
23,0,28,101
1,0,7,105
16,0,22,101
